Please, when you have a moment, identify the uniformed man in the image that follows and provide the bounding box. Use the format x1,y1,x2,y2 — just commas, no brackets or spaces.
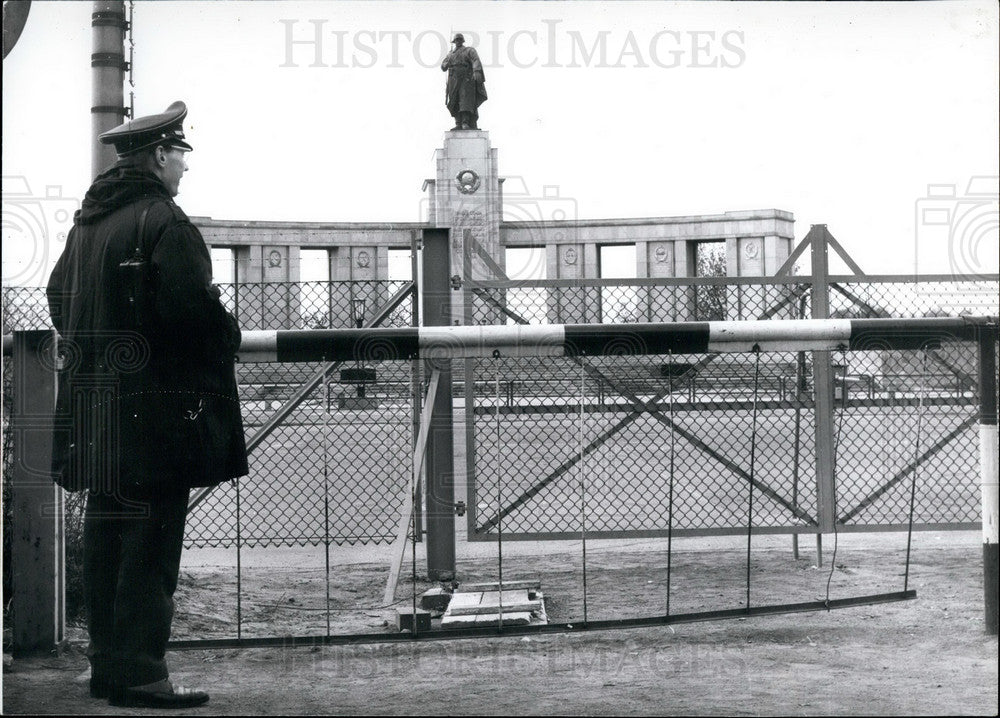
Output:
46,101,248,709
441,33,487,130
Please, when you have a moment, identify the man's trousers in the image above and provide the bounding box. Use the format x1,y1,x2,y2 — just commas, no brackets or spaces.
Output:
83,487,189,687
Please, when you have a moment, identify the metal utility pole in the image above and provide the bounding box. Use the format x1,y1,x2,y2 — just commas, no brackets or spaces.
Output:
91,1,127,177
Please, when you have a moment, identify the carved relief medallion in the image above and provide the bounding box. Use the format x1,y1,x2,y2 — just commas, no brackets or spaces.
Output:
356,250,371,268
455,169,481,194
653,244,673,263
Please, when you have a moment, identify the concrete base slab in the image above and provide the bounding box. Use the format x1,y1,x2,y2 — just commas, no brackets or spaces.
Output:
441,589,548,629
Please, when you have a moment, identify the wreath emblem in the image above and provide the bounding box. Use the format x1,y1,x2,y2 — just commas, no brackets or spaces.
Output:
653,245,672,263
455,169,481,194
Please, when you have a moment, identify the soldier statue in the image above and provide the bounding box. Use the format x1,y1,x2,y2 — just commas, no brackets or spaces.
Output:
441,33,487,130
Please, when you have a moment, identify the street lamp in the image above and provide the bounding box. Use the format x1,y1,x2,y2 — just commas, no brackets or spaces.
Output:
340,296,375,407
351,297,367,329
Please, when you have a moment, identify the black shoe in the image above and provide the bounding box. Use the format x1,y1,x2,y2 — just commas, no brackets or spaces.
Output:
109,680,209,709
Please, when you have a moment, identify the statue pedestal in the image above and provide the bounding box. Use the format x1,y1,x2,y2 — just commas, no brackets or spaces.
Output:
425,131,503,325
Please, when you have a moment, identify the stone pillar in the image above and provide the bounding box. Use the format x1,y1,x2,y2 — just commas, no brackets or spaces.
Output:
329,246,382,327
646,241,682,323
675,241,698,321
763,235,792,276
234,244,297,329
549,243,590,324
723,235,795,320
350,246,378,326
727,236,764,320
263,246,295,329
428,131,502,326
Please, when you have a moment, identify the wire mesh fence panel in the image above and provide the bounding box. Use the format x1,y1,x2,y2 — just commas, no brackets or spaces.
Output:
468,345,983,539
5,278,994,334
219,281,414,330
469,353,822,539
2,286,49,332
184,359,415,549
833,345,981,527
830,279,999,318
472,280,819,326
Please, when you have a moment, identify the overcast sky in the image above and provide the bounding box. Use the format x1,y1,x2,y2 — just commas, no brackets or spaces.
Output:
2,0,998,287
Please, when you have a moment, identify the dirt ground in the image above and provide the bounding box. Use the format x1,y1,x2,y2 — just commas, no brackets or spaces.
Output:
2,531,997,715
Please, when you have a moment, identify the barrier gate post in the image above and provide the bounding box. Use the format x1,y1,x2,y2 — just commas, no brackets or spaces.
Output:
421,228,456,580
810,225,837,562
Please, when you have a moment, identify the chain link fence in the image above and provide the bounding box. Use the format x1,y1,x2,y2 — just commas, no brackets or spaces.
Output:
185,359,417,548
2,275,997,645
1,280,415,334
1,280,418,559
3,276,996,556
465,275,997,539
467,346,986,540
470,276,999,325
218,280,414,330
468,352,814,538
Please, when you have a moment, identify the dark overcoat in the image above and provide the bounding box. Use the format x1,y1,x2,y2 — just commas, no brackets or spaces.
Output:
46,164,248,495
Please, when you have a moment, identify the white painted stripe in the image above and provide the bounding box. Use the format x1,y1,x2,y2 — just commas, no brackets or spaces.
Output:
982,425,999,544
237,330,278,362
236,351,279,363
707,319,852,353
419,325,567,359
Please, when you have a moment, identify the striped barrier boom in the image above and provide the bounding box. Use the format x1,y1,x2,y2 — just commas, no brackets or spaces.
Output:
236,317,997,363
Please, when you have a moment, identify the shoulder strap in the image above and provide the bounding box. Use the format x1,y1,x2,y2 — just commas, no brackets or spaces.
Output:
133,199,171,258
135,204,152,255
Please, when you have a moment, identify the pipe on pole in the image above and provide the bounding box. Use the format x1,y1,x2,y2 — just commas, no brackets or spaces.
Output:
91,1,127,178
